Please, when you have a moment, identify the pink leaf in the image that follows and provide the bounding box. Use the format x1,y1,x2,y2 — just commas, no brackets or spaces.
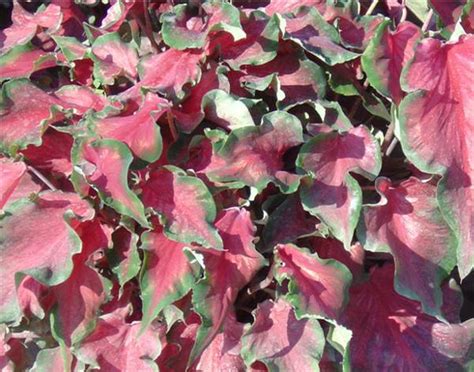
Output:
297,126,381,248
142,166,222,249
75,307,162,371
362,21,421,104
89,93,168,163
341,264,474,371
139,48,204,100
0,158,27,210
359,177,457,318
0,3,62,52
190,208,265,362
51,220,110,346
91,32,138,85
194,314,246,371
72,139,150,228
241,299,325,370
0,191,94,324
399,35,474,278
204,111,304,193
140,227,200,330
274,243,352,320
0,79,65,153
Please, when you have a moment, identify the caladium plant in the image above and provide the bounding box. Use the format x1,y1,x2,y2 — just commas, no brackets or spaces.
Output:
0,0,473,371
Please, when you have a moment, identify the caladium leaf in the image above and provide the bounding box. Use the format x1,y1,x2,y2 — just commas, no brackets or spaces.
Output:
108,227,141,287
141,166,223,249
274,243,352,320
138,48,204,100
297,126,382,248
0,79,66,154
21,129,73,178
30,347,73,372
398,34,474,279
71,139,150,228
213,11,281,69
262,193,318,251
241,299,325,371
283,7,359,66
429,0,468,31
362,20,421,104
194,314,246,371
241,46,327,109
87,92,168,163
74,307,162,371
51,220,110,347
52,35,88,62
0,159,27,210
0,44,57,81
140,227,200,331
358,177,457,318
341,264,474,371
190,208,265,362
172,63,228,133
264,0,327,17
0,191,94,324
91,32,138,85
161,1,244,50
338,15,385,50
204,111,304,193
0,2,62,53
201,89,255,129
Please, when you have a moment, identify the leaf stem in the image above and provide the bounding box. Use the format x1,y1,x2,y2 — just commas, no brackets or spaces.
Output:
27,166,57,191
142,0,160,52
421,9,434,33
365,0,379,15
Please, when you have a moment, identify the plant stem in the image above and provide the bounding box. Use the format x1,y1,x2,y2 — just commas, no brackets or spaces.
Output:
366,0,379,15
27,166,57,191
143,0,160,52
382,121,395,154
421,9,434,33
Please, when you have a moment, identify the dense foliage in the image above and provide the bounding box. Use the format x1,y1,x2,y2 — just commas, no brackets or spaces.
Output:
0,0,473,370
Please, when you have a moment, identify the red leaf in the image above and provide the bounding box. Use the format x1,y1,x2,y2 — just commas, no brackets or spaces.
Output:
139,48,204,100
21,130,73,178
72,139,149,228
359,177,457,318
242,46,326,109
399,35,474,278
274,243,352,320
193,314,246,371
211,12,281,69
204,111,304,193
0,2,62,52
362,21,421,104
142,166,222,249
262,193,318,251
341,264,474,371
89,92,168,163
140,227,200,330
51,220,110,346
297,126,381,248
0,44,57,81
0,158,27,210
190,208,265,362
172,63,227,133
241,299,325,370
74,307,162,371
0,79,65,153
91,32,138,85
0,191,94,324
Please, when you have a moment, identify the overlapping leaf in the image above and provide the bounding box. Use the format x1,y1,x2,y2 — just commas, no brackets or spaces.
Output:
297,125,381,248
359,177,457,318
398,34,474,279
